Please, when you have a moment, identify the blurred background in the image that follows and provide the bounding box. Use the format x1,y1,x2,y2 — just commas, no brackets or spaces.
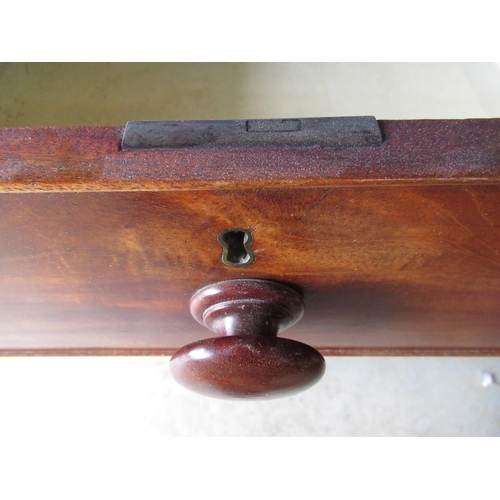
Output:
0,62,499,436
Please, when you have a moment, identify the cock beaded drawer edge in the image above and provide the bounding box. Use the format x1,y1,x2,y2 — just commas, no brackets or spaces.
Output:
0,116,499,398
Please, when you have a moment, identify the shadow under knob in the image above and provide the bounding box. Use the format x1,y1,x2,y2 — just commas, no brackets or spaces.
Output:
170,279,325,399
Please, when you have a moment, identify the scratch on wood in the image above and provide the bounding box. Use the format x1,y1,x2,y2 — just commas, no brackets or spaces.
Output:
465,187,500,239
282,188,332,242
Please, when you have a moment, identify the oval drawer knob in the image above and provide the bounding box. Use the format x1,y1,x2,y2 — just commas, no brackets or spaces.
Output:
170,279,325,399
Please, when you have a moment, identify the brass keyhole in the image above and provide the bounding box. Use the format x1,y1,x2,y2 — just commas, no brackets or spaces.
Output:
217,229,255,267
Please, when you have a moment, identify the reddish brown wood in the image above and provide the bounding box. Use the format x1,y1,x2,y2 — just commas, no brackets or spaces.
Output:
170,279,325,399
0,119,499,356
0,120,499,192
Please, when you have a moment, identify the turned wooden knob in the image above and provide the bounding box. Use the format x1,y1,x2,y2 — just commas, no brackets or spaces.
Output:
170,279,325,399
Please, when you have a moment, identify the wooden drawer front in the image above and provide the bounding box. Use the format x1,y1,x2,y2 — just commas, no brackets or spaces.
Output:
1,185,499,355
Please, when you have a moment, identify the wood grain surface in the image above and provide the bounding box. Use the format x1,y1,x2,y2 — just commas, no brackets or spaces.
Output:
0,119,499,355
0,120,499,192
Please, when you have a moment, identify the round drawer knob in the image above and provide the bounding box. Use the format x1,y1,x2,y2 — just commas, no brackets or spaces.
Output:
170,279,325,399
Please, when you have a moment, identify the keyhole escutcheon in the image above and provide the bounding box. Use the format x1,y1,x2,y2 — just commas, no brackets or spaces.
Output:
217,228,255,267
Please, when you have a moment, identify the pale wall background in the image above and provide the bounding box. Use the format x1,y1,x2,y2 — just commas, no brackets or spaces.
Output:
0,62,499,436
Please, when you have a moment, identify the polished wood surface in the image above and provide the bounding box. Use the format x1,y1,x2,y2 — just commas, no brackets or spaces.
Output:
0,119,499,355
